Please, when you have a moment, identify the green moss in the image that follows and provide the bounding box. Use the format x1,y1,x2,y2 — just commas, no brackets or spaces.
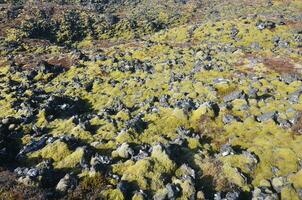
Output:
112,145,176,190
222,164,248,189
281,186,300,200
141,108,189,143
121,159,151,189
173,179,195,200
288,169,302,189
101,189,124,200
28,140,71,162
56,147,85,169
151,145,176,173
223,118,302,186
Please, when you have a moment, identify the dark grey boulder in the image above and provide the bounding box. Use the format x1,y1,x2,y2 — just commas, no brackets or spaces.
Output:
223,90,245,102
256,111,278,122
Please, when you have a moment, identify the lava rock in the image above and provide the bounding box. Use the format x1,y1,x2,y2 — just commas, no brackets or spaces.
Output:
43,95,87,120
220,144,235,156
256,111,278,122
280,73,301,84
39,60,66,74
17,135,48,157
166,183,181,199
288,87,302,103
223,90,245,102
256,20,276,30
175,98,197,112
222,114,236,124
117,180,134,199
178,164,195,180
252,187,278,200
125,114,147,133
90,154,112,171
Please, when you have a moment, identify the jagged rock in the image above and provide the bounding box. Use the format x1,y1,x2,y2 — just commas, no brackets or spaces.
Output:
26,168,39,178
256,20,276,30
223,90,245,102
214,190,241,200
252,187,278,200
222,114,236,124
43,95,87,120
175,98,197,112
177,164,195,180
275,116,291,127
220,144,235,156
256,111,278,122
17,135,48,157
38,60,67,74
90,154,112,171
280,73,300,84
159,94,170,107
288,87,302,103
117,180,133,198
176,126,194,137
230,26,239,38
166,183,181,199
125,114,147,133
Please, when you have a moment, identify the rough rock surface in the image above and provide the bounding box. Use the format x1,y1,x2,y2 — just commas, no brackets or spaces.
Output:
0,0,302,199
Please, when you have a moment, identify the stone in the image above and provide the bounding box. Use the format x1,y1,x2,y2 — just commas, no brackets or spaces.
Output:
222,114,236,124
280,73,300,84
220,144,235,156
125,114,147,133
178,164,195,180
26,168,39,178
247,88,259,98
230,26,239,38
256,111,278,122
223,90,245,102
252,187,278,200
225,190,241,200
166,183,181,199
175,98,197,112
288,88,302,103
90,154,112,171
17,135,48,157
256,20,276,30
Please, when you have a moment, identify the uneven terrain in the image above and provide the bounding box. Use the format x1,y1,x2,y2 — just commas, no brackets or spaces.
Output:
0,0,302,199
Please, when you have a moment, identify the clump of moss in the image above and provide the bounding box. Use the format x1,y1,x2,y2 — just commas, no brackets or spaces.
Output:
56,147,85,169
28,140,72,163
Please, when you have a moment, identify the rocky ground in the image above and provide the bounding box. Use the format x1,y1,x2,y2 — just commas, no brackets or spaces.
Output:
0,0,302,199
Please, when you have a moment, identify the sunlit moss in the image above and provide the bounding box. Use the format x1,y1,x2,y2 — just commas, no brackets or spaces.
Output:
28,140,72,163
56,147,85,169
101,189,124,200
